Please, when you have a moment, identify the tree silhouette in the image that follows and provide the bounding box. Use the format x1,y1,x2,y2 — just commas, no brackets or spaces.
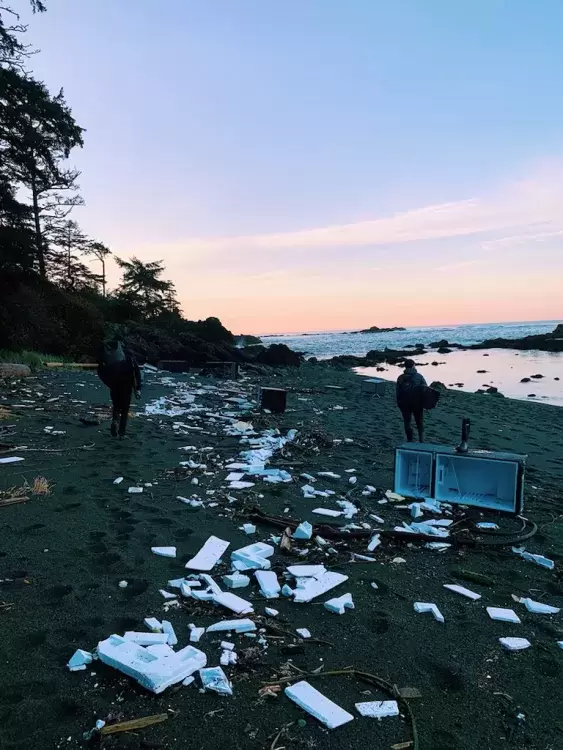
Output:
115,256,178,319
87,240,111,297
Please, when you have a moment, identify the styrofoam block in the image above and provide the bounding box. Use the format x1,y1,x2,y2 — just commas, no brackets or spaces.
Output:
128,486,143,494
355,700,399,719
0,457,24,464
191,588,215,601
255,570,281,599
113,477,124,485
318,472,341,480
146,643,175,657
167,578,187,589
443,584,481,601
185,536,230,571
227,472,245,482
414,602,444,623
97,635,207,694
241,523,257,535
231,542,274,570
367,534,381,552
151,546,176,558
124,632,169,646
190,627,205,642
312,508,342,517
410,503,423,519
220,650,231,666
144,617,163,632
159,589,177,600
221,641,235,651
512,547,554,570
285,680,354,729
281,584,294,597
293,571,348,603
199,666,232,696
67,649,93,671
265,607,279,617
223,573,250,589
477,522,499,530
487,607,521,624
232,554,272,571
499,637,531,651
293,522,313,540
324,593,354,615
229,481,255,490
162,621,178,646
287,565,326,578
296,628,311,638
200,574,222,595
206,618,256,634
214,591,253,615
520,597,560,615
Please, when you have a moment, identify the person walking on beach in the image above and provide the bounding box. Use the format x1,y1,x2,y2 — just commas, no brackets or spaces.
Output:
97,338,142,438
396,359,427,442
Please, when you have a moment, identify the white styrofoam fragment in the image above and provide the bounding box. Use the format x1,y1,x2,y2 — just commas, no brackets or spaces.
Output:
128,486,143,494
213,592,254,615
293,571,348,603
443,584,481,601
229,481,255,489
220,641,235,651
240,523,257,535
226,472,245,482
476,522,499,530
255,570,281,599
162,620,178,646
67,649,93,671
190,627,205,642
385,490,404,501
199,666,232,696
324,593,354,615
182,675,195,686
97,635,206,694
487,607,521,624
287,565,326,578
167,577,187,589
151,546,176,558
312,508,343,519
223,573,250,589
144,617,163,632
113,477,124,485
353,553,377,562
355,700,399,719
220,650,231,666
177,496,204,508
206,618,257,634
512,547,555,570
124,632,169,646
231,542,274,571
499,637,531,651
369,514,385,524
185,536,230,571
414,602,444,623
349,476,358,485
281,584,294,597
410,503,423,519
367,534,381,552
516,597,560,615
557,641,563,650
293,521,313,540
318,472,341,479
265,607,279,617
0,457,25,464
425,542,451,551
285,680,354,729
159,590,178,600
200,574,222,595
296,628,311,638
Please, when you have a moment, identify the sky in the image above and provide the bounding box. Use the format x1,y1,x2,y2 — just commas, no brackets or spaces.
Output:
21,0,563,333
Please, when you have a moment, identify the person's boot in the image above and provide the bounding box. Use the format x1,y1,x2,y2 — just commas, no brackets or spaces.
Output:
110,419,118,437
417,430,424,443
405,426,414,442
118,411,128,439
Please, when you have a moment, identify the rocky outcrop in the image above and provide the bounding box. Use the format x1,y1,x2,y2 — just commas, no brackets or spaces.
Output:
0,363,32,378
350,325,406,334
256,343,302,367
471,323,563,352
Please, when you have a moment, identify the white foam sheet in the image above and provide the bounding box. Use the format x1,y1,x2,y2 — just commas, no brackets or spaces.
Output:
206,618,256,634
255,570,281,599
213,591,254,615
285,680,354,729
151,546,176,558
414,602,444,623
355,700,399,719
97,635,206,694
443,584,481,601
287,565,326,578
487,607,521,624
293,571,348,603
185,536,230,571
312,508,342,517
123,632,169,646
520,597,560,615
499,637,531,651
0,456,24,464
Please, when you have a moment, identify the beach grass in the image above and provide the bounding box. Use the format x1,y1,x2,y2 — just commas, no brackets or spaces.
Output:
0,350,70,372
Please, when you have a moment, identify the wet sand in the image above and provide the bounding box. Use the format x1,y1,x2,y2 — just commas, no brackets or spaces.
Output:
0,365,562,750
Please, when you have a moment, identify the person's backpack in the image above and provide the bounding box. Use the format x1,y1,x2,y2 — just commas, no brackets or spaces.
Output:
422,386,440,410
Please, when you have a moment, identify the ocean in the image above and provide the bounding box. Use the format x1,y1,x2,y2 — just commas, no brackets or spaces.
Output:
265,320,563,406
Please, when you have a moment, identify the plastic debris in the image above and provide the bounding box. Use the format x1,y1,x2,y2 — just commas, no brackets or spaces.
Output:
367,534,381,552
499,637,531,651
288,568,324,583
255,570,281,598
312,508,342,517
118,580,128,588
355,700,399,719
144,617,163,632
414,602,444,623
392,557,406,564
443,584,481,601
124,632,169,646
369,514,385,524
410,503,423,519
487,607,521,624
265,607,279,617
318,472,341,479
67,649,93,672
293,571,348,603
518,597,560,615
113,477,124,485
240,523,256,535
97,635,207,694
151,546,176,558
183,675,195,686
206,618,256,634
190,627,205,643
0,457,24,464
159,590,178,600
336,500,358,518
281,584,294,597
162,621,178,646
476,522,499,530
128,486,143,494
213,592,253,615
223,573,250,589
231,542,274,571
512,547,555,570
285,680,354,729
324,593,354,615
349,476,358,485
293,521,313,540
385,490,404,501
100,714,168,737
185,536,230,571
199,666,233,696
296,628,311,638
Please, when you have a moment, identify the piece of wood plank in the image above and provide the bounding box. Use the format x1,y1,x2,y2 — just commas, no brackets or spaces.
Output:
100,713,168,736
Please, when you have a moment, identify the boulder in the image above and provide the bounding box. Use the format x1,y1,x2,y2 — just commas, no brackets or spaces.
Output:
520,377,531,383
437,347,452,354
430,381,447,391
0,363,32,378
256,344,301,367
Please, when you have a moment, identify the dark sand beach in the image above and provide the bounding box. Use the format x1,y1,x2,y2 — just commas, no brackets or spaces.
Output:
1,365,562,750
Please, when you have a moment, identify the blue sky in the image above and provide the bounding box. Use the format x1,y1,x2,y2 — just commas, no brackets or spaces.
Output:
24,0,563,332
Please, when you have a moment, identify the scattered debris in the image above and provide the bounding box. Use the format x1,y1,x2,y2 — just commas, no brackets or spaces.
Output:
200,666,233,696
355,700,399,719
443,584,481,601
324,593,354,615
512,547,555,570
414,602,444,623
487,607,521,624
186,536,230,571
285,680,354,729
67,649,93,672
152,546,177,558
100,713,168,736
499,637,531,651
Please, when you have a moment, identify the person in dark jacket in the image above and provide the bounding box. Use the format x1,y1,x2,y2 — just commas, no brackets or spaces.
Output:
97,339,142,438
396,359,427,442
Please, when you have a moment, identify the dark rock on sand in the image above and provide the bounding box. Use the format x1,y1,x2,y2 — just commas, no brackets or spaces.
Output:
477,370,488,373
531,373,544,379
521,378,531,383
353,325,406,334
528,393,537,398
430,381,448,390
256,343,302,367
437,347,452,354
